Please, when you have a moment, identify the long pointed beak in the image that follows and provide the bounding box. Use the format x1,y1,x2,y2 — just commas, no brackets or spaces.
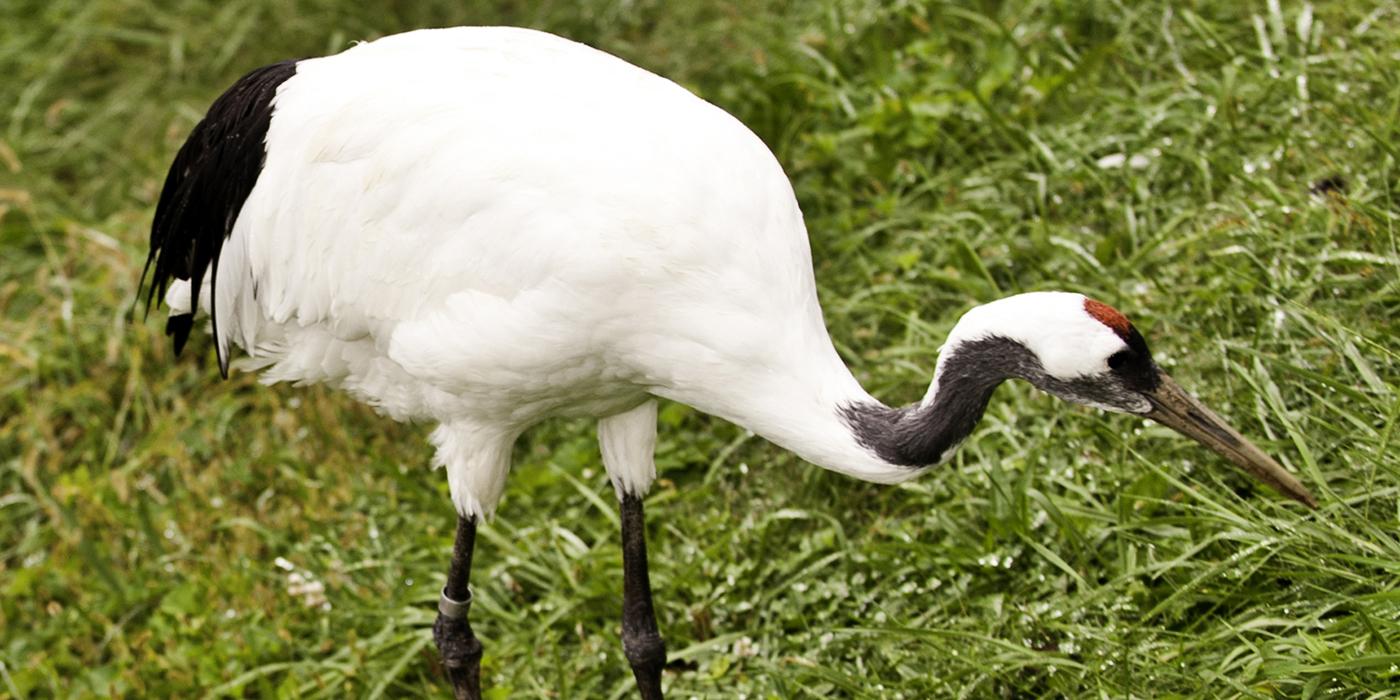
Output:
1143,374,1318,508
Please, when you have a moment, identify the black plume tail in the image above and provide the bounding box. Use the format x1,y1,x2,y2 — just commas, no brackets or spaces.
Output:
140,60,297,377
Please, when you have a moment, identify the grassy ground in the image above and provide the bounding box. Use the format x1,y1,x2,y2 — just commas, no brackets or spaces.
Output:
2,0,1398,697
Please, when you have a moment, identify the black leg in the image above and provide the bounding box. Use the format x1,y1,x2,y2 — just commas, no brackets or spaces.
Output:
620,493,666,699
434,516,483,700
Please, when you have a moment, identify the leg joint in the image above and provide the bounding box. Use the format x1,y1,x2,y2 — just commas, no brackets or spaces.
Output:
622,629,666,670
433,615,483,669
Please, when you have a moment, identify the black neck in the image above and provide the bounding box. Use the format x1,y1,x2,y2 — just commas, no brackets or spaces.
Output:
841,337,1034,468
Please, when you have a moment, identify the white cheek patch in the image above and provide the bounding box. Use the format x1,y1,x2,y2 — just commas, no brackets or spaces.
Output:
1025,324,1125,379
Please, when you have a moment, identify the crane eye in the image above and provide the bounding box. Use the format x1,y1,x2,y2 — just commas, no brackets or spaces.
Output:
1108,350,1132,371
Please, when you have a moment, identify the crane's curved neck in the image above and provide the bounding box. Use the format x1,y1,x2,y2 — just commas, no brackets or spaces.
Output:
656,335,1031,485
840,337,1030,470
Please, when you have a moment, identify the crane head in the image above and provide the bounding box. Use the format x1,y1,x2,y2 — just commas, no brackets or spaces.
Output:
942,292,1317,508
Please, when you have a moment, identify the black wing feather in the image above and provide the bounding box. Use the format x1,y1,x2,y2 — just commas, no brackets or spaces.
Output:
140,60,297,377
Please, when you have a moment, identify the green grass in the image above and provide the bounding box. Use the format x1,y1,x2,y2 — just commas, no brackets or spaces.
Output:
2,0,1398,697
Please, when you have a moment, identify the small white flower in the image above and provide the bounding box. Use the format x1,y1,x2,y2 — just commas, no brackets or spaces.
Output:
1096,153,1151,170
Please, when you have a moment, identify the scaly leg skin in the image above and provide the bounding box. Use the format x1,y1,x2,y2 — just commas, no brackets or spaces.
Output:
620,493,667,700
434,516,483,700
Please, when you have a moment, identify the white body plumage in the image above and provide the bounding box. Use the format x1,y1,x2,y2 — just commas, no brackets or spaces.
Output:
167,27,907,517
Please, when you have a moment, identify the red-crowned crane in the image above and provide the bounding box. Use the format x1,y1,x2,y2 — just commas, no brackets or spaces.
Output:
140,26,1318,700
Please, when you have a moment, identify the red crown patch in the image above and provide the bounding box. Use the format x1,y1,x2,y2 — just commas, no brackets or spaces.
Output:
1084,298,1132,337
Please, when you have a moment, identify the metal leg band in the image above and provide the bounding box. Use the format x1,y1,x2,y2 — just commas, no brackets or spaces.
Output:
439,587,472,619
